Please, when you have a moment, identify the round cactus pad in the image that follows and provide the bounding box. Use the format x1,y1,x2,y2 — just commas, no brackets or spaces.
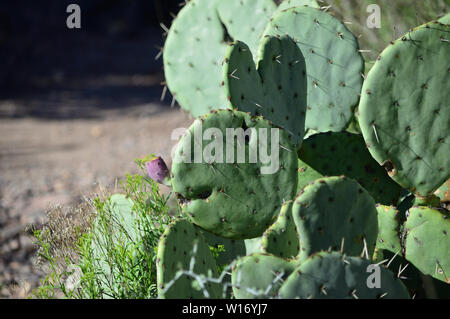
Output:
156,219,221,299
293,176,378,261
231,253,297,299
404,207,450,283
279,251,410,299
223,35,307,145
263,6,364,132
163,0,277,117
297,132,403,205
359,22,450,196
172,110,298,239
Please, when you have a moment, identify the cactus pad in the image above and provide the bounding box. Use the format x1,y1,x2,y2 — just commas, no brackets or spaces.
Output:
156,219,221,298
298,132,403,205
244,237,264,255
172,109,298,239
375,205,402,255
223,35,307,145
434,179,450,203
438,13,450,25
231,253,297,298
261,201,300,259
163,0,276,117
358,22,450,196
293,176,378,261
263,6,365,132
278,251,410,299
201,231,246,267
276,0,319,12
403,207,450,283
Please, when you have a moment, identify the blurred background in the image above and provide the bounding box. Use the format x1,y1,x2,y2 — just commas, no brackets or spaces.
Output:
0,0,448,298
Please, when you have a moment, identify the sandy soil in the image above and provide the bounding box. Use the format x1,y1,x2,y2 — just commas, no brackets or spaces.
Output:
0,103,193,297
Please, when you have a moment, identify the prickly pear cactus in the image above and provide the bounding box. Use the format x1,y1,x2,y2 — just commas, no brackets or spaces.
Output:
263,6,365,133
223,35,307,145
90,194,141,298
293,176,378,262
278,251,410,299
261,201,300,259
358,22,450,196
163,0,276,117
231,253,297,299
244,237,264,255
297,132,403,205
171,109,298,239
438,13,450,25
201,231,246,267
375,205,402,255
156,219,221,299
411,195,441,207
434,179,450,203
276,0,319,13
403,207,450,283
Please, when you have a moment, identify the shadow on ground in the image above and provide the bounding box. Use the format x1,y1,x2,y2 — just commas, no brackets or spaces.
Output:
0,0,182,119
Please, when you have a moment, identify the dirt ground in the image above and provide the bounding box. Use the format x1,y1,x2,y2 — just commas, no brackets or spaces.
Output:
0,103,193,298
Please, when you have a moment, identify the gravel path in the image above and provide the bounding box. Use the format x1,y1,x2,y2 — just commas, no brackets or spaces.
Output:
0,103,193,298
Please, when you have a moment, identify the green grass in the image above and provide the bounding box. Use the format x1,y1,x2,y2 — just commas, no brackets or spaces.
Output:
31,157,178,299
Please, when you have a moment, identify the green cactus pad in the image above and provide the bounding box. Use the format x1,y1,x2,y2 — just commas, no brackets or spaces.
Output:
382,250,450,299
215,0,277,54
404,207,450,283
172,109,298,239
276,0,319,12
438,13,450,25
201,231,246,267
411,195,441,207
261,201,300,259
223,35,307,145
156,219,221,299
358,22,450,196
244,237,264,255
231,253,297,298
293,176,378,261
107,194,137,238
163,0,277,117
375,205,402,255
279,251,410,299
90,194,137,297
263,6,364,133
297,132,403,205
434,179,450,203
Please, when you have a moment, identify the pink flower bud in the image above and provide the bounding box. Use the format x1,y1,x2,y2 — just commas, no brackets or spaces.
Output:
145,156,170,185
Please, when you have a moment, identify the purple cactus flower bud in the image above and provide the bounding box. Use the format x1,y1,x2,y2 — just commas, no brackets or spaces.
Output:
145,156,170,185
